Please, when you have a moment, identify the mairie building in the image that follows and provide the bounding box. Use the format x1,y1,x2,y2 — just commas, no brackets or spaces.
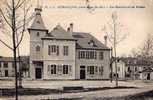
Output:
28,7,111,80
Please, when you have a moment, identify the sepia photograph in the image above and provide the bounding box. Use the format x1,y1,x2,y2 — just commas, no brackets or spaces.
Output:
0,0,153,100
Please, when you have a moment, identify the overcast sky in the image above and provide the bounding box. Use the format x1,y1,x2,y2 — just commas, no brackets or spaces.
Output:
0,0,153,57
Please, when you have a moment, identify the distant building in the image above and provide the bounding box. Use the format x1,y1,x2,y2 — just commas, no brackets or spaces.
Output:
0,56,29,79
112,59,126,80
28,7,111,80
112,57,153,80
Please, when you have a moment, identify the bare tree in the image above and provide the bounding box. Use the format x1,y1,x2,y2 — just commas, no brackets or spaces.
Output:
102,12,128,87
140,33,153,58
0,0,33,100
132,33,153,59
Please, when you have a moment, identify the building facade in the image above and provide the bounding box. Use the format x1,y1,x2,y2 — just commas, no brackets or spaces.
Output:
28,7,111,80
0,56,29,79
112,57,153,80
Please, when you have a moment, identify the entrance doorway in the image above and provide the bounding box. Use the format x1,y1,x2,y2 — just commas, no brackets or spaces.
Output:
35,68,42,79
147,73,150,80
80,66,86,79
5,70,8,77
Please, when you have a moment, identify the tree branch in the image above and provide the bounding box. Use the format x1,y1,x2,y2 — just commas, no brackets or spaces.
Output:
15,0,26,10
0,38,13,50
0,8,12,28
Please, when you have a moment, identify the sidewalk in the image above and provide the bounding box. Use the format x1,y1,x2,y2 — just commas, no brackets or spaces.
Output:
1,80,153,100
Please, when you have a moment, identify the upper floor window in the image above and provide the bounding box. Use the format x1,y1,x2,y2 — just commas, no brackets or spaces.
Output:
37,32,40,37
63,46,69,56
4,62,8,68
48,45,59,55
78,51,97,59
118,67,120,72
63,65,68,74
36,45,40,52
99,51,104,60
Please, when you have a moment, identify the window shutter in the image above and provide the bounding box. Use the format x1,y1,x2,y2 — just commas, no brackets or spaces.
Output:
57,46,59,55
48,45,51,55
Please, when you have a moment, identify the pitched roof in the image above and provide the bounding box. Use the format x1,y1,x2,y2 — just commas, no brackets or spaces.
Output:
0,57,19,62
42,25,109,50
42,25,76,40
0,56,29,62
119,57,153,66
141,67,153,73
72,32,110,50
29,9,47,30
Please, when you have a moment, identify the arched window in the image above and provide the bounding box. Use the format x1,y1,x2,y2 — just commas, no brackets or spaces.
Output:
36,45,40,52
37,32,40,37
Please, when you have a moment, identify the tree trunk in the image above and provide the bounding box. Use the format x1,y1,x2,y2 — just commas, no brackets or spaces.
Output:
12,0,18,100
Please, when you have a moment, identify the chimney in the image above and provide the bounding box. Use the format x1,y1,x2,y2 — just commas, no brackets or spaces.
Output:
67,27,70,32
104,35,107,46
69,23,73,33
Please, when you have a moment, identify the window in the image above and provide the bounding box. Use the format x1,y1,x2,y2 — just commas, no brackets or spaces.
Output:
78,51,85,59
57,65,62,74
37,32,40,37
118,67,120,72
12,62,15,68
36,45,40,52
78,51,97,59
88,66,94,74
51,45,56,53
86,51,90,59
63,65,68,74
48,45,59,55
4,62,8,68
135,67,137,71
0,70,2,77
0,62,1,68
95,66,98,73
51,65,56,74
94,52,97,59
99,66,103,75
99,52,104,60
63,46,69,56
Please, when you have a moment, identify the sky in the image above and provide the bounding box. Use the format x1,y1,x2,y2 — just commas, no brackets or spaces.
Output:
0,0,153,57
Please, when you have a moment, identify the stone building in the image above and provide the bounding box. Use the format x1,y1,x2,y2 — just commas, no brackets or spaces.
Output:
28,7,111,80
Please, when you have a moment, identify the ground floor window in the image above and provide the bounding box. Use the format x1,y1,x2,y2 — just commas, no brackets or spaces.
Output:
88,66,94,74
87,66,104,75
48,64,72,75
0,70,2,76
99,66,104,75
51,65,56,74
63,65,68,74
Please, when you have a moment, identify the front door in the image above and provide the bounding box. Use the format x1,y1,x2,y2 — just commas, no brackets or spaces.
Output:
35,68,42,79
80,66,86,79
147,73,150,80
5,70,8,77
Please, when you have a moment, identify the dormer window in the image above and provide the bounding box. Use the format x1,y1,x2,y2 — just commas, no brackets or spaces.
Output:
37,32,40,37
88,40,97,47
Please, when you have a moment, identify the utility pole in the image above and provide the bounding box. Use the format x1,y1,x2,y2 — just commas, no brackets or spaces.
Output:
112,13,118,87
110,47,113,83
